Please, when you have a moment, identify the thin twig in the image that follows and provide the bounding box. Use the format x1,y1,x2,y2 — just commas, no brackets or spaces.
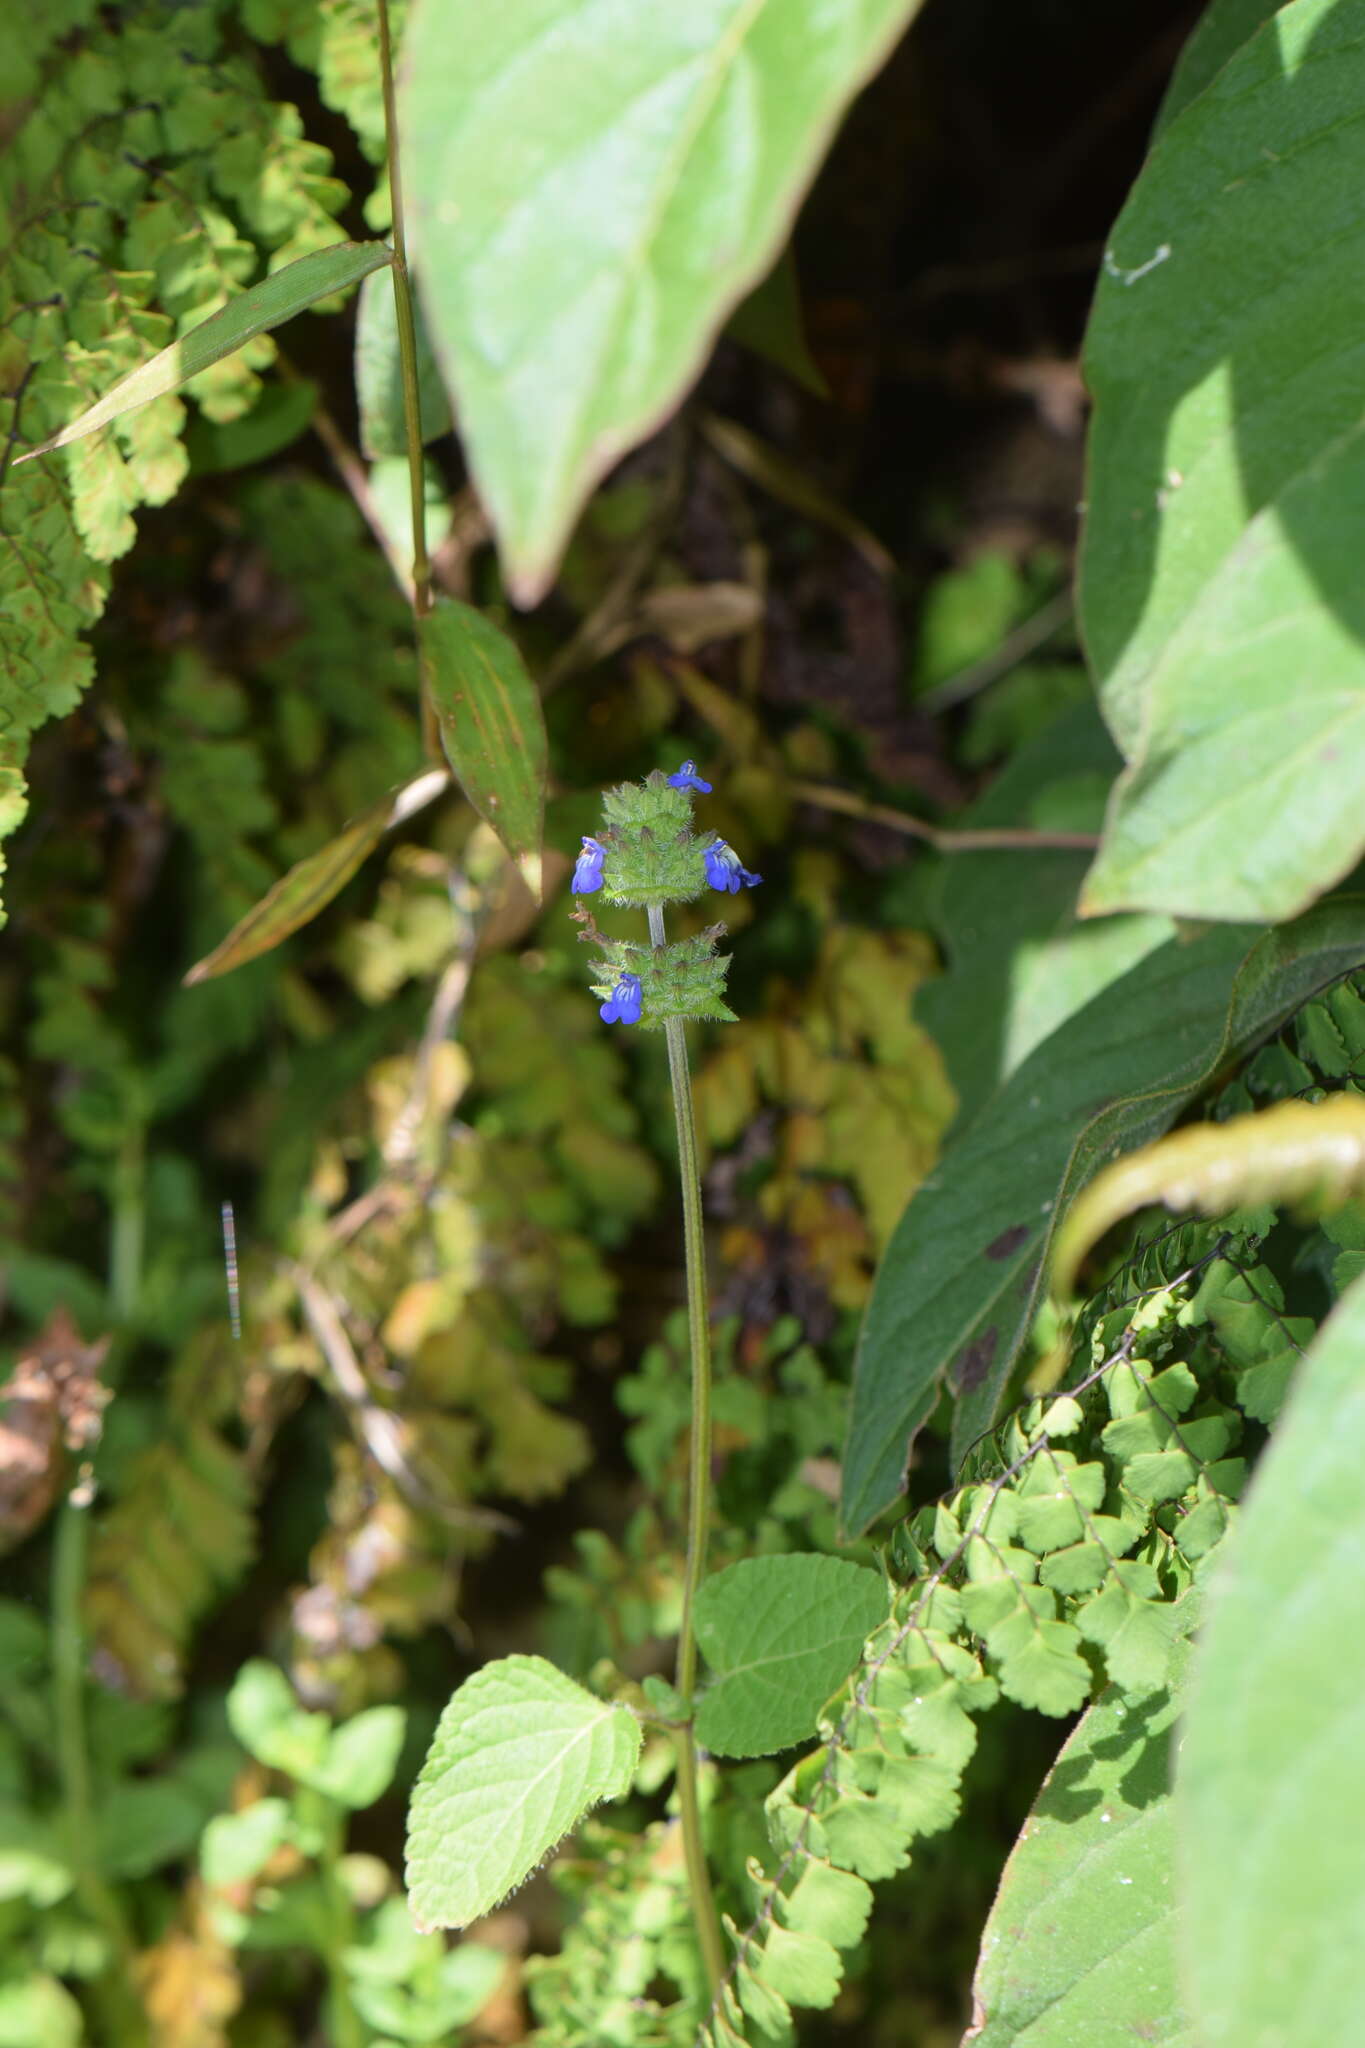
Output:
789,777,1099,852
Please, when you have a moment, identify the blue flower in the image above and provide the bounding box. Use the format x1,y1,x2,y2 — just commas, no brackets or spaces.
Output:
600,972,643,1026
703,837,761,894
572,836,606,893
667,759,713,794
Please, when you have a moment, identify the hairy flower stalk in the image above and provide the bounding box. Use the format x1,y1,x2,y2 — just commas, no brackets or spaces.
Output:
572,764,762,1998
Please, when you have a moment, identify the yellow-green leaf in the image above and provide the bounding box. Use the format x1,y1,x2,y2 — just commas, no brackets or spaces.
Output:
183,770,448,984
419,598,548,897
1053,1094,1365,1300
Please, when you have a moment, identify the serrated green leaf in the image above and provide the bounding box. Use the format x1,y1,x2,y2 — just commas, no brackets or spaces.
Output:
1080,0,1365,920
420,597,548,894
185,774,448,983
755,1922,841,2010
694,1555,887,1759
405,1655,641,1930
842,895,1365,1536
400,0,928,602
777,1858,872,1949
354,265,453,459
228,1660,330,1779
315,1705,406,1809
1180,1271,1365,2048
21,242,390,459
966,1629,1195,2047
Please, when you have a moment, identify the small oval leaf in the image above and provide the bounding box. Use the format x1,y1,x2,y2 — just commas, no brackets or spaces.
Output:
1053,1094,1365,1301
405,1655,641,1931
419,597,548,896
21,242,392,461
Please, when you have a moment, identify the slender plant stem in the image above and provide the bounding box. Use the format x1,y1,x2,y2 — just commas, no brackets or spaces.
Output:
53,1494,146,2042
647,904,725,2000
376,0,433,628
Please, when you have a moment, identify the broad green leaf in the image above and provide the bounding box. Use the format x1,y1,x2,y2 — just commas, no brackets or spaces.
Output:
916,699,1172,1138
694,1554,887,1758
966,1629,1195,2047
20,243,391,459
1179,1272,1365,2048
1153,0,1281,136
1054,1094,1365,1298
1080,0,1365,918
1083,423,1365,922
420,598,548,894
183,770,448,983
841,894,1365,1536
405,1655,641,1930
354,266,453,460
400,0,927,602
227,1661,330,1781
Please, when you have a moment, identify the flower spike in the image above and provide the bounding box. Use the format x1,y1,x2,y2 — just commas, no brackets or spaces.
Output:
703,837,762,894
572,836,606,893
599,972,643,1026
667,759,713,794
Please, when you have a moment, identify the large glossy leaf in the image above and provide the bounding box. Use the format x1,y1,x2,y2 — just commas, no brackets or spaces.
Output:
1082,423,1365,922
693,1555,887,1759
840,895,1365,1537
1079,0,1365,919
399,0,927,603
966,1628,1195,2048
20,243,390,458
1053,1094,1365,1299
419,598,548,894
405,1656,641,1931
916,699,1171,1140
1179,1273,1365,2048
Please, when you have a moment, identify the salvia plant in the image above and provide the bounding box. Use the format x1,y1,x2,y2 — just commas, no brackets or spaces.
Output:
6,1,1365,2046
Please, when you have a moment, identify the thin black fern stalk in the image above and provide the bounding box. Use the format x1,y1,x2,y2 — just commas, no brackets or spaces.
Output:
647,901,725,2000
376,0,433,624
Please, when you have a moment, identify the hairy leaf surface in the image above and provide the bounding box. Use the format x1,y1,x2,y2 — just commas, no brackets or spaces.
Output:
400,0,928,601
842,897,1365,1536
405,1656,641,1930
1179,1271,1365,2048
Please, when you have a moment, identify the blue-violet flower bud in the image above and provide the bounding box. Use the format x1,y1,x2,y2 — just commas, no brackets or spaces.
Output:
667,759,713,794
599,972,643,1026
703,838,761,894
572,836,606,893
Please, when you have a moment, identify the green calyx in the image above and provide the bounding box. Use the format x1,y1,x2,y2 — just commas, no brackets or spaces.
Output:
598,772,707,908
582,922,737,1030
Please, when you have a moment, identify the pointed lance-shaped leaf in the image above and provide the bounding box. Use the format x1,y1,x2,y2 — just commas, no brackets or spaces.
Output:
419,597,548,898
183,770,449,984
20,243,393,461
